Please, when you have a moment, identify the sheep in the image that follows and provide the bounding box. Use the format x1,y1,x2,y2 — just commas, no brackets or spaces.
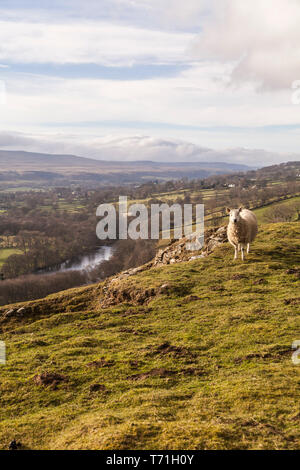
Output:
226,207,258,261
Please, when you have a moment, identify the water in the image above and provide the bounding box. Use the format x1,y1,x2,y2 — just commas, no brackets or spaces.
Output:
49,246,113,274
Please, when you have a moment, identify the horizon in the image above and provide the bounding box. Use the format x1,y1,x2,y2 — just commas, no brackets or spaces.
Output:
0,147,257,167
0,1,300,166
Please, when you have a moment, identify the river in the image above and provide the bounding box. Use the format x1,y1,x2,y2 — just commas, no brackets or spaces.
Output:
41,246,113,274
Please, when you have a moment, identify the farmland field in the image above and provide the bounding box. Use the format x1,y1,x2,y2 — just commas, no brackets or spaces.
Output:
0,249,22,267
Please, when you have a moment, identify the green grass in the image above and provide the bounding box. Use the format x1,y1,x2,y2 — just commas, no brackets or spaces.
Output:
0,222,299,450
0,249,22,268
0,186,42,193
213,195,300,227
254,195,300,223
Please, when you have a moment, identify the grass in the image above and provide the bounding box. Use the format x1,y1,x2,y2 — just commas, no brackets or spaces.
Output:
0,249,22,268
254,195,300,223
0,222,299,450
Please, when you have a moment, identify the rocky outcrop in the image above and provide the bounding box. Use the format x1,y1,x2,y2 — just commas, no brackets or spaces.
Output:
107,226,227,283
151,225,227,267
99,226,227,307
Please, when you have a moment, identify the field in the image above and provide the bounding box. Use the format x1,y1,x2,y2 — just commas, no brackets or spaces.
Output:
0,221,299,450
253,195,300,223
0,249,22,268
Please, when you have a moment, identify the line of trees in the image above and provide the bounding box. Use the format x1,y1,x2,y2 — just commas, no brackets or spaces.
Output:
0,239,156,305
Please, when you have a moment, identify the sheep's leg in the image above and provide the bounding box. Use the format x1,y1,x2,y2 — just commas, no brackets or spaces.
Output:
238,243,241,252
241,246,245,261
247,243,250,254
229,241,238,260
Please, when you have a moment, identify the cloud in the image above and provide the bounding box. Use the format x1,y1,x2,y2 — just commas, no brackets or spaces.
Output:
191,0,300,90
126,0,209,30
0,0,210,31
0,20,193,66
0,0,300,158
2,65,299,131
0,131,297,166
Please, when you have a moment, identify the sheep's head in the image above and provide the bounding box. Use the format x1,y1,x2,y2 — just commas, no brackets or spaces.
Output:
226,207,243,224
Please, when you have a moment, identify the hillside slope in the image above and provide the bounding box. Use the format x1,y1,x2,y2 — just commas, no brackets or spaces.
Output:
0,222,299,450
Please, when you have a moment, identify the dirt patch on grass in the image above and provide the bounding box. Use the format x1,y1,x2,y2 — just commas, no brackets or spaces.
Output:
145,341,196,360
89,383,107,393
128,360,144,369
253,278,267,285
101,285,158,307
120,307,151,317
33,372,68,389
184,295,202,301
284,298,300,306
87,358,115,368
286,268,300,278
100,279,193,307
231,274,248,280
119,327,154,336
118,327,138,334
235,346,292,364
209,285,225,292
180,367,205,377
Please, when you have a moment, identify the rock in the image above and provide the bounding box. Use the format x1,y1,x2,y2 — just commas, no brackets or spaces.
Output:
5,309,14,316
159,283,170,294
207,239,220,251
216,226,227,235
1,309,15,320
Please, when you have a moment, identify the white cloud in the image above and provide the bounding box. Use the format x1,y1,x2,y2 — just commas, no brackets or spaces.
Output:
1,65,299,131
126,0,209,30
0,131,297,166
0,0,210,32
0,20,193,66
191,0,300,90
0,0,299,159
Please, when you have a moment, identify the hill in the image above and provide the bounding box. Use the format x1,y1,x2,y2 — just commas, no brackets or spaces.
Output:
0,150,251,189
0,221,299,450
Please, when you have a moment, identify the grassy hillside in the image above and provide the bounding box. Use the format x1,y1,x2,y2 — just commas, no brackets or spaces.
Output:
253,195,300,223
0,222,299,450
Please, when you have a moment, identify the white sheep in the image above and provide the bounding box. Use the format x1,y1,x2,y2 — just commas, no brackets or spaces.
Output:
226,207,258,261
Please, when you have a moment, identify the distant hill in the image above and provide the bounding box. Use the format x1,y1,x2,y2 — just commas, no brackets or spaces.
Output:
0,150,251,189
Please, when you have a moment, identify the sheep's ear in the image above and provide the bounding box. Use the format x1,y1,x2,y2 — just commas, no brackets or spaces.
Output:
238,206,243,213
226,207,231,214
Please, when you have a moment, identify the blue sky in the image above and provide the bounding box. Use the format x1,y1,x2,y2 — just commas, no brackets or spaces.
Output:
0,0,299,165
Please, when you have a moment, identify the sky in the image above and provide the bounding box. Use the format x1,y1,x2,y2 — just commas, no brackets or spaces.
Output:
0,0,300,166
